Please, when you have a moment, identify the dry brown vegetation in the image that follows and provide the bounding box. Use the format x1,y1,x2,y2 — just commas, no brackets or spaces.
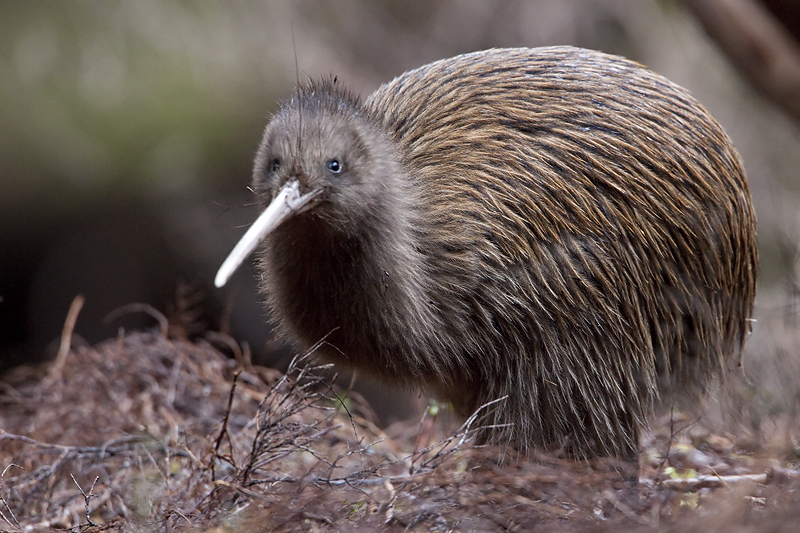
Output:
1,301,799,532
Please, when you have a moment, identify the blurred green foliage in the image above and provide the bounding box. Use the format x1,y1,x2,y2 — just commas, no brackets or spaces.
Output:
0,2,283,218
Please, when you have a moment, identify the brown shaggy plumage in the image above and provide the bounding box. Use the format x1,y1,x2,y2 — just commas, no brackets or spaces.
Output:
251,46,757,458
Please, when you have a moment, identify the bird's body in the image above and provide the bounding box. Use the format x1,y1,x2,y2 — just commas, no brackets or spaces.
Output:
218,46,757,458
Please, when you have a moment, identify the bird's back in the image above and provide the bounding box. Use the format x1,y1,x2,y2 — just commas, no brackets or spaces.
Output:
365,46,757,456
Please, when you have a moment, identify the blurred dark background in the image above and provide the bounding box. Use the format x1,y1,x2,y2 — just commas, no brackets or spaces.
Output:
2,1,800,424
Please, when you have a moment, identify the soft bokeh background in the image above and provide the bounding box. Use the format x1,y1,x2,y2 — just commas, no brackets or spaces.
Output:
1,1,799,430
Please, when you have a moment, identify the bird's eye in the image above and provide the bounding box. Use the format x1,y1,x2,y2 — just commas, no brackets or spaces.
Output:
326,159,342,174
270,159,280,173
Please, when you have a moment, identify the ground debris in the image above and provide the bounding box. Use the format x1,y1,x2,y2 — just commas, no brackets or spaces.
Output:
1,329,799,532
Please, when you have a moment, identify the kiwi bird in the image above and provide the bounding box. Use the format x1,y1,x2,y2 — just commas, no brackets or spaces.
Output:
215,46,757,458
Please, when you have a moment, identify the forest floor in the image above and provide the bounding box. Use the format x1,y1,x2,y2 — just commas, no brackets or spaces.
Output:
1,313,799,532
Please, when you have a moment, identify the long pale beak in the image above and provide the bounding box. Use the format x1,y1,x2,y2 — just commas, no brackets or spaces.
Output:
215,179,317,288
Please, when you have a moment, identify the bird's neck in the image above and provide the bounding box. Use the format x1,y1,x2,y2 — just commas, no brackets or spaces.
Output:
265,176,441,378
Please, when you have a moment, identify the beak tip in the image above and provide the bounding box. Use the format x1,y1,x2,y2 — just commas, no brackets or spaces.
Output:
214,267,230,288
